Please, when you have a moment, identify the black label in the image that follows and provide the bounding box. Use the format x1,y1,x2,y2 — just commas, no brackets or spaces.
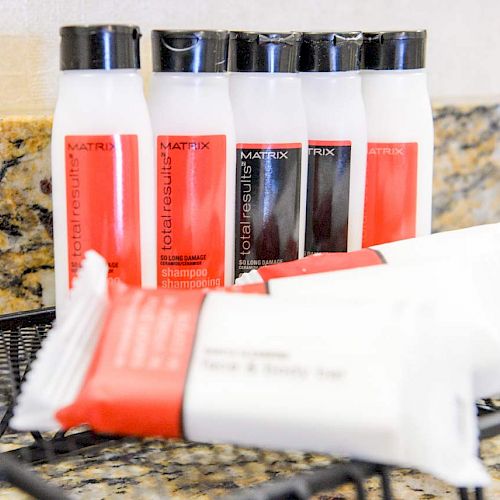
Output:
235,144,302,278
305,142,351,254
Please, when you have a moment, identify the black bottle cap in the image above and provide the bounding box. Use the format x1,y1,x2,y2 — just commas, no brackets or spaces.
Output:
60,25,141,70
151,30,229,73
361,30,426,70
299,32,363,72
228,31,302,73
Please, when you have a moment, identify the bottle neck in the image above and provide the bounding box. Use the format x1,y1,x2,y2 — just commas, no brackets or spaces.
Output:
362,68,429,96
230,72,299,78
152,72,227,78
230,72,301,97
151,72,229,88
229,72,306,138
149,72,231,107
362,68,427,78
58,69,144,97
301,71,362,94
301,70,361,78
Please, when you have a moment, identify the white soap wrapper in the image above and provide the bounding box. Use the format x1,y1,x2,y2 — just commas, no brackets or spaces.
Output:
12,251,490,488
264,253,500,399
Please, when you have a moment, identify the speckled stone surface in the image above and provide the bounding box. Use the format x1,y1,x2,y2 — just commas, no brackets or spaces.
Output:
432,103,500,232
0,116,53,314
0,433,498,499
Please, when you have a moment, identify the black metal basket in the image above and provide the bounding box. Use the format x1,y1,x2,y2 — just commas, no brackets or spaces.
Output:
0,307,497,499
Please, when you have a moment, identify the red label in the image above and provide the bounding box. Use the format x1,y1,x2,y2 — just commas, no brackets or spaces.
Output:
362,142,418,247
157,135,226,289
257,249,385,282
65,135,141,287
56,285,205,437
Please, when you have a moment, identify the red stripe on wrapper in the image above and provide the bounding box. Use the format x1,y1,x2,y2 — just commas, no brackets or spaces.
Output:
258,249,385,282
226,283,268,294
56,285,205,438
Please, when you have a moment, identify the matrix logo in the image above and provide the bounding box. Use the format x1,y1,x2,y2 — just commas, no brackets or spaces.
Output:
241,151,288,160
368,146,404,155
309,147,335,157
162,142,209,151
68,142,115,152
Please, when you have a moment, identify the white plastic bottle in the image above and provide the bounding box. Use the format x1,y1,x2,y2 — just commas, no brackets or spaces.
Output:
148,30,235,288
51,25,155,311
300,32,366,253
361,30,434,247
229,32,308,279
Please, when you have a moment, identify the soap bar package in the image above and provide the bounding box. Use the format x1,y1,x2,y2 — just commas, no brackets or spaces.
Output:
233,224,500,399
244,255,500,399
12,252,490,488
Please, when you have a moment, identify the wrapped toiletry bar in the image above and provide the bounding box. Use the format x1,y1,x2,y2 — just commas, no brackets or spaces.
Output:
0,240,498,498
0,307,498,499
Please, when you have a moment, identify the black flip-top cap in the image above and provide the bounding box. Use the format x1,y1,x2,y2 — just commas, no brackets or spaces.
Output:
152,30,229,72
60,25,141,70
229,31,302,73
361,30,426,70
299,32,363,72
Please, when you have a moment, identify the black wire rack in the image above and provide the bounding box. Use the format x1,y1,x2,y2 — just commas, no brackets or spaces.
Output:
0,307,497,499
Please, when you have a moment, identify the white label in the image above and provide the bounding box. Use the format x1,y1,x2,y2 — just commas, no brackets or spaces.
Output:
183,293,401,461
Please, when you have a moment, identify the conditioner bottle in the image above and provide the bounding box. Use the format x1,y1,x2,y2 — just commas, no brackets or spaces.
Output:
300,32,366,253
229,32,307,278
361,30,433,247
51,25,155,311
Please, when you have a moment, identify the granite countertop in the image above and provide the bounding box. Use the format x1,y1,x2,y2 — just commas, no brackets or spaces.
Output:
0,432,498,499
0,116,53,313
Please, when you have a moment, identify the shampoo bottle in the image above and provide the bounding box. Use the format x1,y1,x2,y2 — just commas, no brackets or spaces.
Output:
300,32,366,253
229,32,308,278
51,25,155,311
361,30,433,247
149,30,235,288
